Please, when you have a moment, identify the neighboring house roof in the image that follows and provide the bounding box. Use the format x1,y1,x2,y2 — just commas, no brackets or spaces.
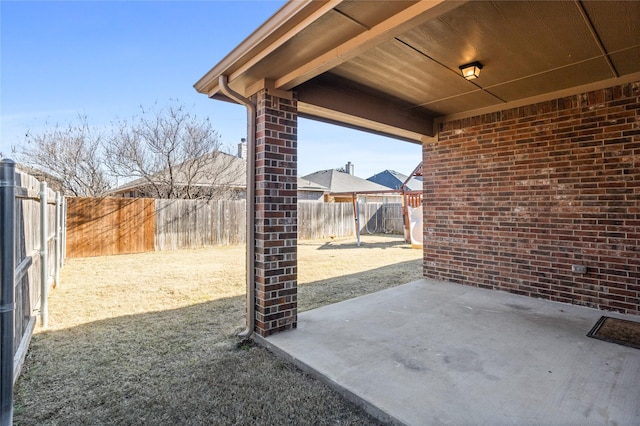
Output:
16,164,65,193
367,170,422,191
297,177,328,193
111,151,247,195
112,155,330,196
302,169,389,194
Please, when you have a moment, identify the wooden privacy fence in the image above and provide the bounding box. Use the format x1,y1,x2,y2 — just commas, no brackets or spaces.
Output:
66,198,154,258
65,198,405,257
359,202,403,235
297,201,353,240
155,199,246,250
0,160,65,406
298,201,403,239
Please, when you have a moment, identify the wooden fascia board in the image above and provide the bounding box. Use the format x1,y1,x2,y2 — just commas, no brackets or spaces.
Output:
298,104,431,144
194,0,328,96
193,0,322,94
227,0,345,85
297,75,435,140
275,0,467,91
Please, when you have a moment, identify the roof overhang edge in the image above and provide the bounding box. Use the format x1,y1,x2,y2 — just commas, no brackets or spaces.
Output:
193,0,326,98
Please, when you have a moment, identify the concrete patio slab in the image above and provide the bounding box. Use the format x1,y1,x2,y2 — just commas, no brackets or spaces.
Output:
259,279,640,425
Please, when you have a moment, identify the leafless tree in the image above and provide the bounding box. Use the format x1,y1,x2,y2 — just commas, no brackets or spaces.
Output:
13,116,111,196
105,102,245,200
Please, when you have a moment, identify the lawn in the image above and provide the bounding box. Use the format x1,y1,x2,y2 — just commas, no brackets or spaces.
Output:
14,234,422,425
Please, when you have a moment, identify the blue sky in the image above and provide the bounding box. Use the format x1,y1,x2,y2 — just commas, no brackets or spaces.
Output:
0,0,421,179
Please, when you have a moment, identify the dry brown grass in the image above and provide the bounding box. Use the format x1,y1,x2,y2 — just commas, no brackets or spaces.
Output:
14,234,422,425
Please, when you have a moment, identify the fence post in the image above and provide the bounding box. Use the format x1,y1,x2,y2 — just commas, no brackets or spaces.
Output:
61,197,66,265
0,159,16,426
40,182,48,328
351,194,360,247
54,192,61,287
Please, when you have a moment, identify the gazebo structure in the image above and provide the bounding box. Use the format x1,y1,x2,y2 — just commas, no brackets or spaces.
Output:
194,1,640,337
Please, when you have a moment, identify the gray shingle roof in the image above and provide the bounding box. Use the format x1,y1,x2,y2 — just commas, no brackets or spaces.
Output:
367,170,422,191
302,169,389,193
111,151,246,194
297,177,328,192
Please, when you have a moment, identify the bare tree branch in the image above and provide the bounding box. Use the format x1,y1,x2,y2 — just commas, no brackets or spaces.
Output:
12,115,111,196
10,102,243,200
105,101,244,200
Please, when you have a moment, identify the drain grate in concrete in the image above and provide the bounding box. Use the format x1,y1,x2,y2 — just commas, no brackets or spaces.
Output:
587,316,640,350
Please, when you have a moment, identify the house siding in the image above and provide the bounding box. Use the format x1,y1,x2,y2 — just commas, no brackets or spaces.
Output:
424,82,640,315
253,90,299,336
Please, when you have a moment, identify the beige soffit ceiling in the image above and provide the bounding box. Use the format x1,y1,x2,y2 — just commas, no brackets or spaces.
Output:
195,0,640,143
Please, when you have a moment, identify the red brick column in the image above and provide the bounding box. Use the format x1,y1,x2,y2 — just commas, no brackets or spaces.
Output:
253,89,298,336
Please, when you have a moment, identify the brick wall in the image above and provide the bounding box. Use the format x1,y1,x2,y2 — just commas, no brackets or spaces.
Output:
425,82,639,315
253,90,298,336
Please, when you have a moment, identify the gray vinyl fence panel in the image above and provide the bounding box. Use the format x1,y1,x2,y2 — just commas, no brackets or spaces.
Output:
10,168,63,383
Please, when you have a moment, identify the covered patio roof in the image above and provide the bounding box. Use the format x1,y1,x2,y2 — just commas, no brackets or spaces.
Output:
195,0,640,142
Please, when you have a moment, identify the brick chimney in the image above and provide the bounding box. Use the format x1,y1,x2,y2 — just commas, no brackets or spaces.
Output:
237,138,247,159
345,161,354,175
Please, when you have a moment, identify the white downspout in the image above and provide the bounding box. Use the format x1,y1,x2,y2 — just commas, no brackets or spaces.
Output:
218,75,256,338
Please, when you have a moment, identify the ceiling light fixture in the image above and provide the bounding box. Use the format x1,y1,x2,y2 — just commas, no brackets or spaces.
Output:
459,61,483,80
